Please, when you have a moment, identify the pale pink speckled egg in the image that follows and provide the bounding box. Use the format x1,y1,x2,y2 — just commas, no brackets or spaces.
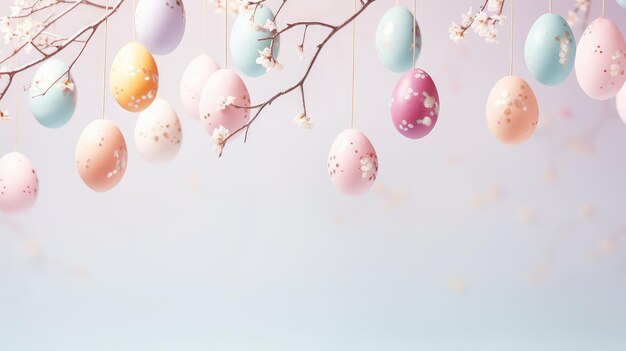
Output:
198,69,250,138
327,129,378,196
76,119,128,192
486,76,539,144
180,55,220,120
390,68,440,139
0,152,39,214
575,17,626,100
617,83,626,123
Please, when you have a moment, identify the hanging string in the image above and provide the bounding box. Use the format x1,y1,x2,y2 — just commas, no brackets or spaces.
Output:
202,0,207,53
412,0,416,68
549,0,552,13
225,0,228,68
13,46,19,152
509,0,514,75
602,0,605,16
350,0,356,129
102,0,109,119
396,0,399,6
131,0,136,41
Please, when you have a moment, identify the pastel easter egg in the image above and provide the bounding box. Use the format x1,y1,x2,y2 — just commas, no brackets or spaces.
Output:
29,58,77,128
198,69,250,138
0,152,39,214
135,0,186,56
525,13,576,86
375,6,421,73
135,98,182,163
617,83,626,123
618,0,626,9
328,129,378,196
486,76,539,144
230,5,280,77
575,17,626,100
76,119,128,192
110,42,159,112
180,55,220,120
390,68,439,139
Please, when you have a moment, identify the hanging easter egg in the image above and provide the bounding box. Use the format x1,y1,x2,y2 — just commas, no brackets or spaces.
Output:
618,0,626,9
525,13,576,86
0,152,39,214
135,98,182,163
135,0,186,56
29,58,77,128
617,83,626,123
375,6,421,73
110,42,159,112
198,69,250,138
328,129,378,196
230,5,280,77
486,76,539,144
76,119,128,192
180,55,220,120
390,68,439,139
575,17,626,100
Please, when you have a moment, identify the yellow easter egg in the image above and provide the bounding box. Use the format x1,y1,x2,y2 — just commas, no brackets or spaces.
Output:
110,42,159,112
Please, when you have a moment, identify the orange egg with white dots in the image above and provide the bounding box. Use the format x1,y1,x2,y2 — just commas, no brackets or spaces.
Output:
110,42,159,112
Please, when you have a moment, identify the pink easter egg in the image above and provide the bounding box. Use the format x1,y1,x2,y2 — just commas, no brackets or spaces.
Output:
327,129,378,196
575,17,626,100
180,55,220,120
617,83,626,123
0,152,39,214
486,75,539,144
199,69,250,138
390,68,440,139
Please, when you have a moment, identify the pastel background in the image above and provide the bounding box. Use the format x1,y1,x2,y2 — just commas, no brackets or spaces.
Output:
1,0,626,350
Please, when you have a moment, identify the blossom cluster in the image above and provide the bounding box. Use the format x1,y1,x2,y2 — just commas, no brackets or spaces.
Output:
566,0,590,27
448,0,506,43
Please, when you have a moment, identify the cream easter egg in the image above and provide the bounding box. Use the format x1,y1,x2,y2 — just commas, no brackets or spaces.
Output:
0,152,39,214
135,98,182,163
575,17,626,100
110,42,159,112
76,119,128,192
198,69,250,138
180,55,220,120
486,76,539,144
135,0,186,56
328,129,378,196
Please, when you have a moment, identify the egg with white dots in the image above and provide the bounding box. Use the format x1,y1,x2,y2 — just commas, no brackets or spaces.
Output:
375,6,421,73
486,76,539,144
327,129,378,196
135,98,182,163
135,0,186,56
110,42,159,112
0,152,39,214
390,68,439,139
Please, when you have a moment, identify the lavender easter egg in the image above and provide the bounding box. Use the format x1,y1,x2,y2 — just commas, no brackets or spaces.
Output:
198,69,250,138
180,55,220,120
575,17,626,100
135,0,186,55
390,68,440,139
0,152,39,214
327,129,378,196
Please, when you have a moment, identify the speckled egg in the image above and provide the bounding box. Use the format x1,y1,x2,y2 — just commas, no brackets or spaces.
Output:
525,13,576,86
110,42,159,112
375,6,421,73
198,69,250,138
76,119,128,192
617,83,626,123
327,129,378,196
575,17,626,100
486,76,539,144
135,0,186,56
135,98,182,163
230,5,280,77
0,152,39,214
29,58,77,128
180,55,220,120
390,68,439,139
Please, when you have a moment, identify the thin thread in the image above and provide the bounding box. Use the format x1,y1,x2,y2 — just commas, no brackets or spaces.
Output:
102,0,109,119
602,0,605,16
131,0,135,41
412,0,416,68
225,0,228,68
350,0,356,129
549,0,552,13
509,0,513,75
14,51,18,152
396,0,399,6
202,0,207,53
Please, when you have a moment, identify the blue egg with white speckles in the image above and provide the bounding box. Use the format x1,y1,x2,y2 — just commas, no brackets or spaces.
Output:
375,6,421,73
230,5,280,78
29,59,77,128
618,0,626,9
525,13,576,86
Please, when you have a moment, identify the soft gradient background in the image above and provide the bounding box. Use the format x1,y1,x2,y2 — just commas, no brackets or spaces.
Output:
1,0,626,350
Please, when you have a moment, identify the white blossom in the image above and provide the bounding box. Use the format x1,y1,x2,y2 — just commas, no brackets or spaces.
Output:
0,110,9,123
487,0,503,12
256,47,283,72
211,125,230,154
263,19,277,32
215,95,236,110
295,44,306,60
59,79,75,92
448,22,465,43
293,112,313,129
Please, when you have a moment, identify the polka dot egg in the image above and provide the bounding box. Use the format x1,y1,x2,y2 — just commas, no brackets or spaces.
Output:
0,152,39,214
486,76,539,144
135,98,182,163
390,68,439,139
328,129,378,196
110,42,159,112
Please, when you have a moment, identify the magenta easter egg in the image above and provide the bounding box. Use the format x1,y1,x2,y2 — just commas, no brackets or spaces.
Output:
486,76,539,144
390,68,440,139
198,69,250,138
575,17,626,100
0,152,39,214
180,55,220,120
327,129,378,196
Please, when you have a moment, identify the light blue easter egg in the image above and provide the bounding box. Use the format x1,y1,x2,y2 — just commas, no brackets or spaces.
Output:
618,0,626,9
524,13,576,86
29,59,77,128
230,5,280,77
375,6,421,73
